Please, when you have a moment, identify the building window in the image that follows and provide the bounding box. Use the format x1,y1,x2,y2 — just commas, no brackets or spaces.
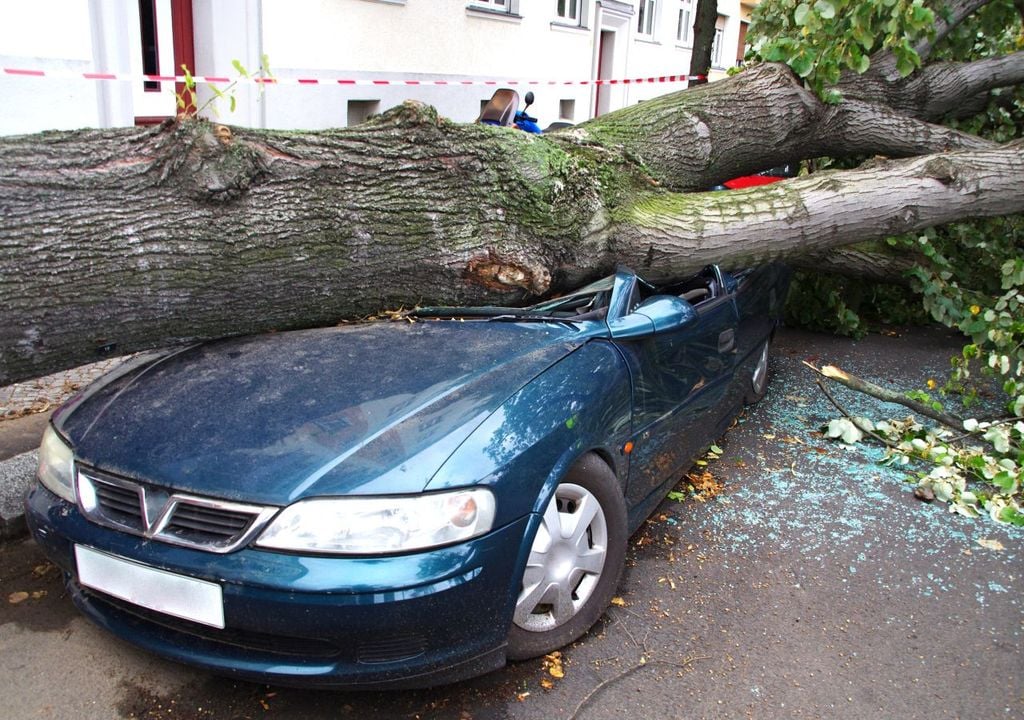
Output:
711,26,724,67
138,0,160,91
471,0,513,12
676,1,692,44
347,100,380,126
468,0,522,16
556,0,581,23
637,0,656,38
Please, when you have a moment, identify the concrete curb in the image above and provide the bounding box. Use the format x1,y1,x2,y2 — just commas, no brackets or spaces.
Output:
0,450,37,541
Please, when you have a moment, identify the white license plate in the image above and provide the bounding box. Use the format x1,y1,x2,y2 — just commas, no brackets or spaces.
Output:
75,545,225,629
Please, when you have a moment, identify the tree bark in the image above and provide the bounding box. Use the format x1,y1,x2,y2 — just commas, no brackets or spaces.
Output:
915,0,993,59
838,52,1024,123
790,246,921,286
576,63,995,192
2,99,1022,385
688,0,718,81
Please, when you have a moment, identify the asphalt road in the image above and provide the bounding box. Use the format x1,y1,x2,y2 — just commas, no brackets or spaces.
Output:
1,325,1020,720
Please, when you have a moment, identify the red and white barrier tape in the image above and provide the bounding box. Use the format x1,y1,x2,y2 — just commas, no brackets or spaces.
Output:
2,67,705,86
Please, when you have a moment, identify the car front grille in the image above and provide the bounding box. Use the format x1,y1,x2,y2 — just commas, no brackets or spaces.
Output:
357,634,428,664
76,467,279,554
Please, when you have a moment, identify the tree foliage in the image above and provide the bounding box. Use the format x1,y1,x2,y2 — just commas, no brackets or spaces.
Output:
753,0,1024,522
749,0,940,98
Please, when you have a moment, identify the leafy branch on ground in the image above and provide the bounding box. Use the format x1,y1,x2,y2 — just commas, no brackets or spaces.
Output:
809,362,1024,526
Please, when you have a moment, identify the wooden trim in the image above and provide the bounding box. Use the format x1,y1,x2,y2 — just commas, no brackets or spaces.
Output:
171,0,196,116
134,115,171,126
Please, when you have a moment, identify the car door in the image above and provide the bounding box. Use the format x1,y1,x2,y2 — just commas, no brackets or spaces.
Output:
614,267,740,511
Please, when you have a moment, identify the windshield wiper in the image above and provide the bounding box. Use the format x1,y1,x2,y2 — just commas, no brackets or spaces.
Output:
486,313,573,323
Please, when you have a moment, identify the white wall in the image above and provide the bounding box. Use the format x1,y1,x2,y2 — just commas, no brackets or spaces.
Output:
619,0,741,105
1,0,745,135
0,0,161,136
0,1,100,136
247,0,598,129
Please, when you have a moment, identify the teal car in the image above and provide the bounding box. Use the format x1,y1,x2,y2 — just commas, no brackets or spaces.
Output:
26,263,789,687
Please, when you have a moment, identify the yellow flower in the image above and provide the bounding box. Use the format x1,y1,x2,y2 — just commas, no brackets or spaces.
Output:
970,305,981,315
926,378,937,390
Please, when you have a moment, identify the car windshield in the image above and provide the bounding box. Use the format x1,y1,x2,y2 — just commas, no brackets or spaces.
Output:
412,275,615,322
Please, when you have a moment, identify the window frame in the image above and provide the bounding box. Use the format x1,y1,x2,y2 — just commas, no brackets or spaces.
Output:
469,0,518,14
636,0,657,39
711,26,724,67
675,0,692,46
555,0,582,24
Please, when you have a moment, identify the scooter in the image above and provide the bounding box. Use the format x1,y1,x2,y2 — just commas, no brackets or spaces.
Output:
479,89,576,134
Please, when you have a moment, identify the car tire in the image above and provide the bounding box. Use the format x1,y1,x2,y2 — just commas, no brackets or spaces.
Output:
744,338,771,405
506,454,627,661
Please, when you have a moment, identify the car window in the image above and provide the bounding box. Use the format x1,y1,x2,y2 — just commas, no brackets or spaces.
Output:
656,266,720,306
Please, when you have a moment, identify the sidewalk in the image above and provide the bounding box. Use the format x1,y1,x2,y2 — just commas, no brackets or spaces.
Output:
0,360,122,540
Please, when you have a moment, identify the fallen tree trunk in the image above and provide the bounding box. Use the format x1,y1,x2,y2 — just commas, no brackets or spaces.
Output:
1,102,1022,385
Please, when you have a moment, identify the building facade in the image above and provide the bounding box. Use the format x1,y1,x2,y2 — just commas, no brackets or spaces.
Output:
1,0,748,136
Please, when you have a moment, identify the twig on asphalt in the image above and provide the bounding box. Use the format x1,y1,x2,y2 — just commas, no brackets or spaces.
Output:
569,655,706,720
803,360,964,430
806,361,1022,454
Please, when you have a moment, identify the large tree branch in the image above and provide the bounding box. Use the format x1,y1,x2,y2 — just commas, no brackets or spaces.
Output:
576,62,1003,192
840,51,1024,122
601,144,1024,283
811,99,994,158
916,0,994,60
790,246,921,286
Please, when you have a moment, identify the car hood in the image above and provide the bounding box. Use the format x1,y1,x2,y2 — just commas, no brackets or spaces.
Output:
55,321,587,504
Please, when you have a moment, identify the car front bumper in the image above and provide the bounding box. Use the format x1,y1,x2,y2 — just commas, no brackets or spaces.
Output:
25,483,532,688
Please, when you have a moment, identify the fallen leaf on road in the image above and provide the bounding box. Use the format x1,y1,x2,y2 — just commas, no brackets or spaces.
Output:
7,592,29,604
977,538,1005,551
611,596,627,607
542,651,565,679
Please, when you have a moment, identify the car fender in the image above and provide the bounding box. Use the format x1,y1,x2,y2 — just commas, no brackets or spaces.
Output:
425,339,632,530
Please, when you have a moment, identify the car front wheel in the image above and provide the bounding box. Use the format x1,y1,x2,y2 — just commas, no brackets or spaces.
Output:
506,454,627,661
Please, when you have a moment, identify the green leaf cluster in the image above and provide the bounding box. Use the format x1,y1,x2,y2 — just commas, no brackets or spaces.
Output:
748,0,936,99
784,269,925,337
909,228,1024,420
175,54,273,118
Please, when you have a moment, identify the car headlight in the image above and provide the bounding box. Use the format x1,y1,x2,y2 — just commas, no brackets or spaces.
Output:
255,488,496,554
37,425,76,503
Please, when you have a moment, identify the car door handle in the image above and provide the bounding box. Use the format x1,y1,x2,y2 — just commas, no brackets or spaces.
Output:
718,329,736,354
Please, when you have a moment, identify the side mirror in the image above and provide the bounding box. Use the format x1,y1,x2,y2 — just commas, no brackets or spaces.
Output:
524,91,535,108
608,295,697,339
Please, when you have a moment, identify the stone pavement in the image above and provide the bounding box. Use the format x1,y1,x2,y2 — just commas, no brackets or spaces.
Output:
0,359,123,418
0,359,124,540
